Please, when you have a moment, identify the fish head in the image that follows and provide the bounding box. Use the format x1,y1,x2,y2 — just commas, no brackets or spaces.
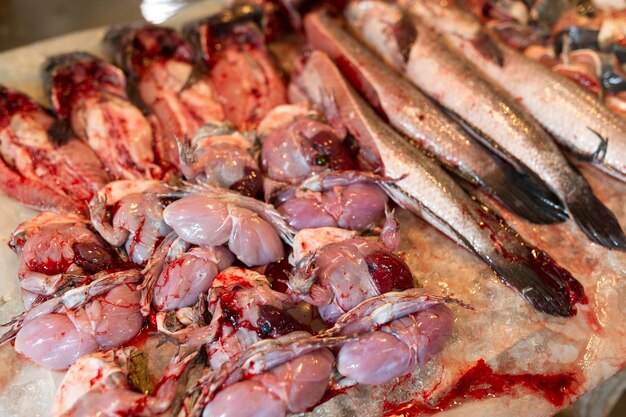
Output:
183,7,266,70
104,24,194,78
42,52,127,119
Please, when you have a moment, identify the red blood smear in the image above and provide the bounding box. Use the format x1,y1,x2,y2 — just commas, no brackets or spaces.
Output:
125,318,158,349
318,382,351,407
0,87,42,129
28,256,74,276
475,209,585,317
89,368,105,387
49,57,125,119
578,296,603,334
383,360,578,416
128,27,194,75
213,276,259,338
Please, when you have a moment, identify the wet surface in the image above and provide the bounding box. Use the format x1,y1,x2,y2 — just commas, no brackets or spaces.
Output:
0,1,624,417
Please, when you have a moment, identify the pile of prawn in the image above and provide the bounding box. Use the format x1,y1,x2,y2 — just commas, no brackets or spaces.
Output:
1,1,624,417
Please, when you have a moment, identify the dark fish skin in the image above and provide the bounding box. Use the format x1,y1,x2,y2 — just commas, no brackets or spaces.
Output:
304,11,568,225
293,49,585,317
345,0,626,250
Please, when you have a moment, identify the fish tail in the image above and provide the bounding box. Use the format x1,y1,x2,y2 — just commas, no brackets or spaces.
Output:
481,218,585,317
484,156,569,225
566,182,626,250
488,250,582,317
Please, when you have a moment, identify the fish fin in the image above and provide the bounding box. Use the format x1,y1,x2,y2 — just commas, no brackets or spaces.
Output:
489,250,580,317
484,156,569,224
566,181,626,250
471,31,504,67
569,128,609,162
481,213,584,317
440,106,567,224
587,128,609,162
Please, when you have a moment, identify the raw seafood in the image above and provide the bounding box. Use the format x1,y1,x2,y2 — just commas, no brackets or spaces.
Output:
141,233,234,312
260,106,355,182
184,12,287,130
400,0,626,183
104,25,224,167
303,8,568,225
165,267,300,368
179,122,263,197
290,233,413,323
0,86,109,215
43,52,163,180
273,171,389,230
289,227,453,385
192,331,336,417
10,212,123,309
1,269,144,369
326,290,455,385
163,185,294,266
345,0,626,250
293,49,585,317
89,180,173,266
56,348,197,417
0,2,624,417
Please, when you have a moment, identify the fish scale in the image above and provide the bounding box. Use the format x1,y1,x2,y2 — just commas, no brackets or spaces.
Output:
305,8,570,226
294,46,585,317
399,0,626,183
347,0,626,250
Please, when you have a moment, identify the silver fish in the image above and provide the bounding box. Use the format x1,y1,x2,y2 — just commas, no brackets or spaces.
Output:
400,0,626,184
346,0,626,250
304,10,567,225
292,48,585,317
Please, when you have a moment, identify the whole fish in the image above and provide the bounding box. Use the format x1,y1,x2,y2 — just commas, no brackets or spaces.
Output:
400,0,626,184
345,0,626,250
292,49,585,318
304,10,568,225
